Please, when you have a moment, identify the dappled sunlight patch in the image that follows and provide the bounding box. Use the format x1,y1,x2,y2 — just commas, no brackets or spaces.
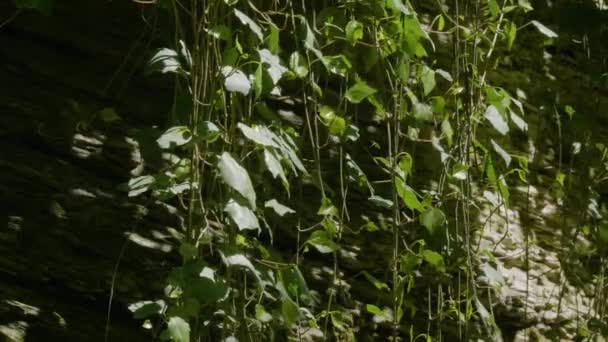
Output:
127,232,172,253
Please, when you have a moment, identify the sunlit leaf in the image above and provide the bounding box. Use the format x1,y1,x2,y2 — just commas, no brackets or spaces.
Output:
490,139,512,167
421,66,436,95
224,199,260,231
265,199,295,216
238,123,279,147
369,195,393,208
157,126,191,149
282,298,299,326
166,316,190,342
531,20,558,38
128,300,166,319
218,152,257,209
422,249,445,272
263,149,288,190
221,66,251,95
484,105,509,135
289,51,309,78
148,48,181,74
234,9,264,40
345,20,364,45
258,49,288,85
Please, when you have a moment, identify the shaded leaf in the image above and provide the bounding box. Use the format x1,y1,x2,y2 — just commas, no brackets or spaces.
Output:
420,208,446,235
306,230,339,253
490,139,512,167
345,81,377,104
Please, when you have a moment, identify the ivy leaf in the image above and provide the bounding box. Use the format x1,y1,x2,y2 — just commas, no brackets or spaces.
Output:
490,139,512,167
484,105,509,135
207,25,232,41
148,48,181,74
218,152,257,209
263,149,288,191
255,304,273,323
413,102,433,122
531,20,558,38
265,199,295,216
306,230,339,253
234,9,264,41
390,0,410,14
396,180,423,212
157,126,192,149
506,21,517,50
224,199,260,231
422,250,445,272
421,66,436,96
166,316,190,342
289,51,309,78
403,16,427,57
238,123,279,148
345,81,377,104
488,0,500,18
322,55,352,77
221,66,251,95
258,49,288,85
369,195,394,208
282,298,299,326
420,208,446,236
266,23,280,54
198,121,221,143
361,271,390,291
220,247,262,284
128,300,166,319
510,111,528,132
345,20,364,45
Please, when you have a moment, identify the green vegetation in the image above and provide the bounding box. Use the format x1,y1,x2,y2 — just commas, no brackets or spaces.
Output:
3,0,608,341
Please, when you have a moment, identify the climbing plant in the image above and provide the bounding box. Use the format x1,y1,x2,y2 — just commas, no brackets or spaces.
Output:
104,0,608,341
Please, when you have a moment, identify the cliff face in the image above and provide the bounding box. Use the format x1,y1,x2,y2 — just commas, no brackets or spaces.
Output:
0,1,174,340
0,1,607,341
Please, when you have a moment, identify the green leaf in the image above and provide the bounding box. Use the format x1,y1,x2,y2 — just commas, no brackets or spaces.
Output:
506,21,517,50
451,163,469,180
422,250,445,272
322,55,352,77
255,304,273,323
484,105,509,135
413,102,433,122
403,16,427,57
198,121,221,143
420,208,446,235
281,298,299,326
345,20,364,45
234,9,264,41
12,0,53,14
487,0,500,18
221,66,251,95
98,108,121,123
224,199,260,231
531,20,558,38
266,23,280,54
220,248,262,284
265,199,295,216
421,66,436,96
366,304,384,316
361,271,389,291
157,126,192,149
345,81,377,104
128,300,166,319
306,230,339,253
396,180,423,212
389,0,410,14
218,152,257,209
179,243,198,260
166,316,190,342
207,25,231,40
289,51,309,78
